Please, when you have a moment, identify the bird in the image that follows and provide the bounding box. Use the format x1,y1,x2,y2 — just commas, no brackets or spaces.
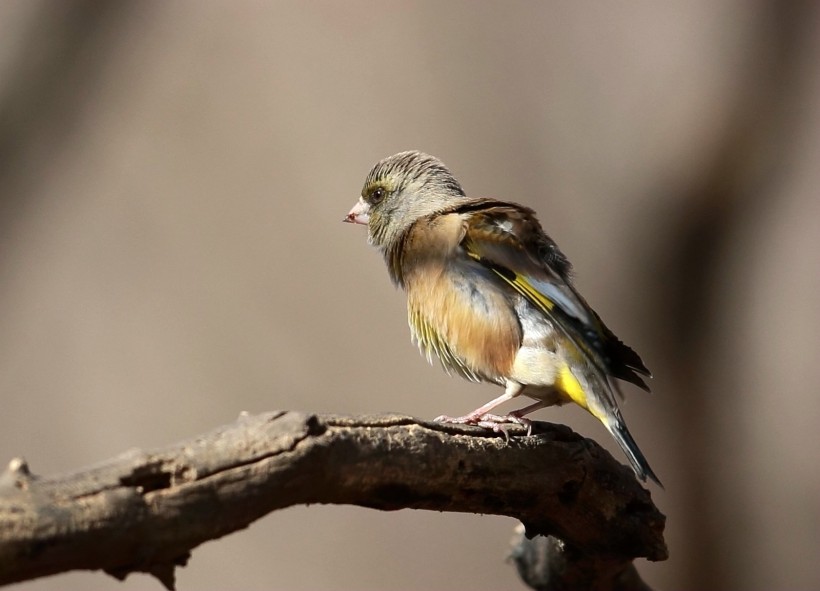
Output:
343,150,660,485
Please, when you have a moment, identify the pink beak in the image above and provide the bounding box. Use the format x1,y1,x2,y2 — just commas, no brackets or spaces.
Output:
343,198,370,225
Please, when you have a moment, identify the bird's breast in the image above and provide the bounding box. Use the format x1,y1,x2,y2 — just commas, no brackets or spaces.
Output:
405,262,520,382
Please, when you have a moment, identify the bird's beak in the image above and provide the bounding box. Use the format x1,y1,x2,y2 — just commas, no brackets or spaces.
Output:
343,197,370,225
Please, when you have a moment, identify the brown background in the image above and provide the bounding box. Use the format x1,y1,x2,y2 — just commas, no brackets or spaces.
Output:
1,2,819,590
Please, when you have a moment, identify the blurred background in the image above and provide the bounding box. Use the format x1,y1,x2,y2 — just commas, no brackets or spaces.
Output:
1,1,818,590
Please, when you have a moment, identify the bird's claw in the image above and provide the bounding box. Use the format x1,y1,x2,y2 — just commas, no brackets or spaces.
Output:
477,413,533,436
434,413,533,438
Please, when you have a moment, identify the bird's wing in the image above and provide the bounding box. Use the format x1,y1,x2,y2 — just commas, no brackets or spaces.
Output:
454,199,651,391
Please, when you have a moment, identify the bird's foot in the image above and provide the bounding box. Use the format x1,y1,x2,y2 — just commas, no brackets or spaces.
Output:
477,413,533,437
434,412,532,438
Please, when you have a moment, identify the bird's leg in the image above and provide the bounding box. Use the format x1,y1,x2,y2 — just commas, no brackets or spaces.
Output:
435,382,531,435
433,392,514,425
508,400,549,420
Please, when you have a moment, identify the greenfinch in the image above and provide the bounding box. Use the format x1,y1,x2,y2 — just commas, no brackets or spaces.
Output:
344,151,660,485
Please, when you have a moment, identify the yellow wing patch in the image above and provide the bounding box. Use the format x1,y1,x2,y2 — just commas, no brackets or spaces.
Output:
465,249,555,315
507,275,556,314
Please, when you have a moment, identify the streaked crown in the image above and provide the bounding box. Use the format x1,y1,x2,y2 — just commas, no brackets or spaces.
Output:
361,151,467,247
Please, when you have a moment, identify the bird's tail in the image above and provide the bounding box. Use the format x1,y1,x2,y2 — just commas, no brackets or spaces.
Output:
605,418,662,487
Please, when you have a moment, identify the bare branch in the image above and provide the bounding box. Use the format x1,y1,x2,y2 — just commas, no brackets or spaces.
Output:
0,411,666,589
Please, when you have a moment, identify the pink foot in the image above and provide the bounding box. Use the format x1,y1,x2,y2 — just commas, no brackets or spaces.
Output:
434,413,532,438
476,413,533,436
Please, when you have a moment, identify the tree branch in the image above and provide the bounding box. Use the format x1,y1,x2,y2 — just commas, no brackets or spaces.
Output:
0,411,666,589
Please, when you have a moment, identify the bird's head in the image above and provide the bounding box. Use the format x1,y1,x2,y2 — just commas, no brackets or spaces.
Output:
344,151,467,248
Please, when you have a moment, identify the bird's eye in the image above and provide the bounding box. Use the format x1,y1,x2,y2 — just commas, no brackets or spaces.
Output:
370,187,385,204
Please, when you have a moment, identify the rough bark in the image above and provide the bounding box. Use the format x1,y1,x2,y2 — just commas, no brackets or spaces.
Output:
0,411,666,589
